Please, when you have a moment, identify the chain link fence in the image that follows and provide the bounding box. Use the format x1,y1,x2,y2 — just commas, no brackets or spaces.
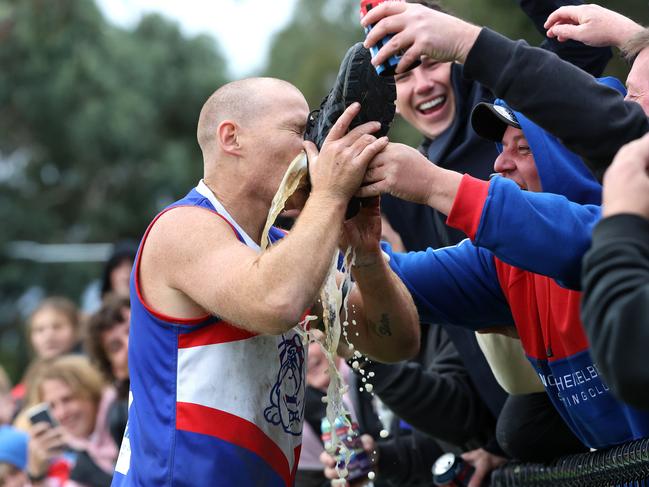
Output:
492,438,649,486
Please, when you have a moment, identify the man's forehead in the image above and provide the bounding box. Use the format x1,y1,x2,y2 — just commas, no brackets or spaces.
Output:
277,89,308,111
502,126,527,142
265,92,308,123
627,52,649,89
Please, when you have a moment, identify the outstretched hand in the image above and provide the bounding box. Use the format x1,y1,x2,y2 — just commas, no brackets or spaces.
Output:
357,142,435,205
602,132,649,219
545,4,642,49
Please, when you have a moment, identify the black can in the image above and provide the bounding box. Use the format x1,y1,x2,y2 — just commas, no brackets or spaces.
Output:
432,453,475,487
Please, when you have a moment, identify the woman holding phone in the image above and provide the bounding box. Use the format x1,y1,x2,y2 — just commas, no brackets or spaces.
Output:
22,355,118,487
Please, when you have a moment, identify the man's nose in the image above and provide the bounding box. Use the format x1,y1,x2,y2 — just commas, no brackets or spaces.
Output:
413,69,434,95
493,153,515,174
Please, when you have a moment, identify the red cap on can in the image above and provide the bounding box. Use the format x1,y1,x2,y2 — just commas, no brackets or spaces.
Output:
360,0,402,16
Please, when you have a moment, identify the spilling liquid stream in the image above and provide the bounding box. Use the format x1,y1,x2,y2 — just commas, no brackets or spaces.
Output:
262,151,364,483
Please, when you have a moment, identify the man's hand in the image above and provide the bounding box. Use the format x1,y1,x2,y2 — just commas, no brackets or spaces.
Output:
461,448,508,487
358,143,435,204
304,103,388,204
319,434,378,486
602,132,649,219
358,143,462,215
360,2,480,73
545,4,643,49
341,197,382,267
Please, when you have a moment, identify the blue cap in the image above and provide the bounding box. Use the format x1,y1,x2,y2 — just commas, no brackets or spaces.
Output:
0,425,28,470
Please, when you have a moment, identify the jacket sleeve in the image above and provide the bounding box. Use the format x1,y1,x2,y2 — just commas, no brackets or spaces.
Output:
377,429,444,486
447,175,600,289
358,325,496,447
581,214,649,409
517,0,611,76
383,242,514,330
463,28,649,179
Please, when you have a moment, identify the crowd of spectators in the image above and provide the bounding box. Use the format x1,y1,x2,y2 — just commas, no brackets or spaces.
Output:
309,0,649,485
0,251,133,487
3,0,649,486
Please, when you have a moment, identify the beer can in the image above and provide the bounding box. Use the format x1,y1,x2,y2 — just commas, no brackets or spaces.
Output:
432,453,475,487
360,0,421,77
321,415,373,482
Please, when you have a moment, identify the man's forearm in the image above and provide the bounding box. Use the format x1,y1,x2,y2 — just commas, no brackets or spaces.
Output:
464,28,649,178
349,259,420,363
258,192,347,327
425,166,463,216
519,0,612,76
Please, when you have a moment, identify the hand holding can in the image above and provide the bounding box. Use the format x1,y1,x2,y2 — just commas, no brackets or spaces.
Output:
360,0,421,76
321,415,373,482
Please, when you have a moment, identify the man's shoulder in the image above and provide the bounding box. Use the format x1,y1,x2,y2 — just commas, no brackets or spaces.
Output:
147,205,239,250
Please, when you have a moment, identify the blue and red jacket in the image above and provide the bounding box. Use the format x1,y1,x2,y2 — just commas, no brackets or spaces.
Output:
112,184,305,487
384,79,649,450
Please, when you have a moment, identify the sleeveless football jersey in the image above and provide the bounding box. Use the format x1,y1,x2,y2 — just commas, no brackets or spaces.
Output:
112,181,305,486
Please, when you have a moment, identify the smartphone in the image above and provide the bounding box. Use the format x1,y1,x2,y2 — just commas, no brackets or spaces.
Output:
26,402,58,427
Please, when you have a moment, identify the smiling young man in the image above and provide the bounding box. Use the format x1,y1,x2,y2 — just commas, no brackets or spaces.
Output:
394,56,456,140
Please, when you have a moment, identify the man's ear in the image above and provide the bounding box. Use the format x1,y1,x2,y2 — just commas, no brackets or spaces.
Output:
217,120,241,155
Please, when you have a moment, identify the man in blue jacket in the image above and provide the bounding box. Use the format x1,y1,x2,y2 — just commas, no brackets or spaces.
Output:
355,87,649,451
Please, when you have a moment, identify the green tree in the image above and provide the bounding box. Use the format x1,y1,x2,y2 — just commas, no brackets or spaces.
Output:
0,0,229,379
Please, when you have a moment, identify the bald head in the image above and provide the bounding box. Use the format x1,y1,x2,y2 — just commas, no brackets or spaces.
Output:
197,77,303,157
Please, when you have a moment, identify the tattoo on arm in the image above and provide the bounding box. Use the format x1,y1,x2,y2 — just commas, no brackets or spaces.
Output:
369,313,392,337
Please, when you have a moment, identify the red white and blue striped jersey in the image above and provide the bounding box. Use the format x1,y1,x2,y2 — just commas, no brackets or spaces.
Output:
112,181,305,486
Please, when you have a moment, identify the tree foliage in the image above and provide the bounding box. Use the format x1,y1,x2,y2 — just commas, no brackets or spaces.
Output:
0,0,228,378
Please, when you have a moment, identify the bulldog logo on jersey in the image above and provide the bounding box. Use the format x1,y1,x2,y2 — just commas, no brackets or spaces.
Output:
264,333,305,435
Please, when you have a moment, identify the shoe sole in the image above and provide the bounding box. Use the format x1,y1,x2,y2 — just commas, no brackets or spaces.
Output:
304,42,396,218
342,44,396,137
342,44,396,218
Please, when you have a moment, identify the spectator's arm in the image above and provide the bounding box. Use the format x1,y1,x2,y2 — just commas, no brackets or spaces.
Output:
464,28,649,178
581,214,649,408
545,4,643,51
358,325,495,446
384,242,514,330
581,134,649,408
448,175,601,290
518,0,612,75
